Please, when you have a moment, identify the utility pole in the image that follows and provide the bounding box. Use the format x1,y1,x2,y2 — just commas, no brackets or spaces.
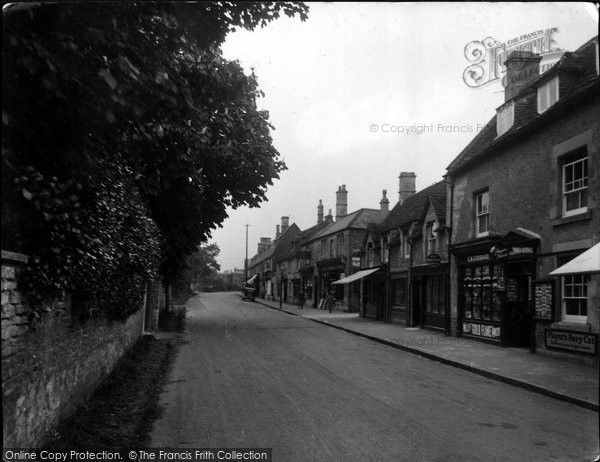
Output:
244,224,249,283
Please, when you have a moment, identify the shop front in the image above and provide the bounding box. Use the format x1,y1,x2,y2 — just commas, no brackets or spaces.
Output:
332,266,383,318
412,263,449,332
453,234,538,347
316,257,345,307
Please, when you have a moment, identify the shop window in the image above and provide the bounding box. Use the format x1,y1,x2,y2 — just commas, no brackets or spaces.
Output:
562,274,588,322
475,190,489,237
562,152,588,217
537,75,559,114
392,279,407,306
462,265,503,322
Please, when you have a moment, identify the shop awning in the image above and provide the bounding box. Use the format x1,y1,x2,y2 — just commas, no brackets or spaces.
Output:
245,275,257,285
549,243,600,276
332,267,380,285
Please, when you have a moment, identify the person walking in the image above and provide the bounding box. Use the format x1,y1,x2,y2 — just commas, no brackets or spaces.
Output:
297,290,306,310
324,291,336,313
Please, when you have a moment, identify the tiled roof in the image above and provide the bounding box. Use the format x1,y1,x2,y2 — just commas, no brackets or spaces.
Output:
272,224,301,262
382,181,446,230
311,208,382,240
447,37,599,175
428,194,447,224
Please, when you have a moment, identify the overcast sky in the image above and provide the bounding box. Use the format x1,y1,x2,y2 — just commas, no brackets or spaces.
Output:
211,2,598,272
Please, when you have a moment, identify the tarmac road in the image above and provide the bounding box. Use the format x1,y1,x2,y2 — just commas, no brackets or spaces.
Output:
149,292,599,461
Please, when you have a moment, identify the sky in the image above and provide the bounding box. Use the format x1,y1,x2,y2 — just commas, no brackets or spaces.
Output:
210,2,598,272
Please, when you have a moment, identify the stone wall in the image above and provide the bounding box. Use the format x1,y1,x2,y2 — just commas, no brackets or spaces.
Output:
2,250,145,448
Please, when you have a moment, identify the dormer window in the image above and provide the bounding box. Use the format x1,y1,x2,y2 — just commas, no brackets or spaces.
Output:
537,75,559,113
496,102,514,137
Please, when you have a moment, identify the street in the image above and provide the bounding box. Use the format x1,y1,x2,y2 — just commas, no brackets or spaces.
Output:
149,292,598,461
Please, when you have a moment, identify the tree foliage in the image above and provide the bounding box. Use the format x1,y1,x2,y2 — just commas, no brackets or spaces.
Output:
2,2,308,317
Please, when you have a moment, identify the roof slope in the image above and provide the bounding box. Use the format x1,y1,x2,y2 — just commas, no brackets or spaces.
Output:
312,208,382,240
382,180,446,230
447,37,599,175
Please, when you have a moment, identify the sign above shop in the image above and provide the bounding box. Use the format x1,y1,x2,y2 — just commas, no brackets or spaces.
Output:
426,253,442,266
545,329,597,355
466,245,535,263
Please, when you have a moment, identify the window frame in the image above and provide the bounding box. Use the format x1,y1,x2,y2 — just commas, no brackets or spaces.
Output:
475,190,490,238
537,75,559,114
561,274,588,323
562,153,588,217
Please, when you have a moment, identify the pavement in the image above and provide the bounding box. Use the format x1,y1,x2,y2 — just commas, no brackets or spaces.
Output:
251,296,599,412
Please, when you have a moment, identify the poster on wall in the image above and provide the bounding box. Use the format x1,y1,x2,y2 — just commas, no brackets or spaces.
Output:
534,280,554,321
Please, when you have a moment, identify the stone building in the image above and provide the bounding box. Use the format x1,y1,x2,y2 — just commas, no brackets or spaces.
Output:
445,37,599,365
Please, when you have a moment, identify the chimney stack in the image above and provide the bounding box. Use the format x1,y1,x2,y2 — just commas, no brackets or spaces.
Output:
335,185,348,221
325,208,333,222
257,237,271,254
281,216,289,233
317,199,324,224
399,172,416,205
380,189,389,217
503,51,542,102
276,224,280,238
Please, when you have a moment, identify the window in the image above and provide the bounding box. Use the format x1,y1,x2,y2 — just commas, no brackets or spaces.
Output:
392,279,407,306
382,238,389,263
496,102,514,137
336,234,344,256
475,191,489,237
462,265,503,322
329,239,334,258
562,153,588,217
321,239,326,259
403,230,410,258
367,243,374,267
562,274,588,322
537,75,559,113
425,221,437,254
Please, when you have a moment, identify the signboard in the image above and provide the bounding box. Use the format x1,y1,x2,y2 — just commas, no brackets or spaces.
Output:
426,253,442,266
463,322,501,339
506,278,518,302
545,329,597,355
352,257,361,268
466,245,535,264
533,280,554,321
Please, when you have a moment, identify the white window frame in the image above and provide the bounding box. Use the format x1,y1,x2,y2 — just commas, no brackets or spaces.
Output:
562,154,588,217
562,274,588,323
403,230,410,258
475,191,489,238
537,75,559,114
496,102,514,137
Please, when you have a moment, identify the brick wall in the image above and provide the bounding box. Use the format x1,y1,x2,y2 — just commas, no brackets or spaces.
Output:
2,250,144,448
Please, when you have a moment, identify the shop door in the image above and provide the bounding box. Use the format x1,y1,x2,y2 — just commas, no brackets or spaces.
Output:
504,272,531,347
376,280,386,320
412,280,423,326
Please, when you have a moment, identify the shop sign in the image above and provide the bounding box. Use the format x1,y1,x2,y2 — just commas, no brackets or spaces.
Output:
463,322,501,339
466,245,535,264
545,329,597,355
426,253,442,266
533,280,554,321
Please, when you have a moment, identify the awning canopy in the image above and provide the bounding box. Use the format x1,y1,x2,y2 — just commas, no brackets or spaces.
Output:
549,243,600,276
245,274,257,285
332,267,380,285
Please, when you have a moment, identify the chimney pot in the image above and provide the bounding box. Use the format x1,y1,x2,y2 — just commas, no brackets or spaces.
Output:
335,185,348,220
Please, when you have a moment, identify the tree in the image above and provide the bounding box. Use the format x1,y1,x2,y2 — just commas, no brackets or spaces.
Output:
2,2,308,317
189,243,221,288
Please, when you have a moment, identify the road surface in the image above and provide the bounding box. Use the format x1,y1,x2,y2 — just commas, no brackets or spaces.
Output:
149,292,599,461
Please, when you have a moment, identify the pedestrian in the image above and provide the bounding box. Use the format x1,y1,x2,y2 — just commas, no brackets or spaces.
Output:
297,290,305,310
324,291,336,313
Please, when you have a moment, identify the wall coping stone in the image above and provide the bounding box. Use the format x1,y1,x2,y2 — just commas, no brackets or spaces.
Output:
1,250,29,265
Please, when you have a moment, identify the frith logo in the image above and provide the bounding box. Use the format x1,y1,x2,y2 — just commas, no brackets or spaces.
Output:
463,28,561,88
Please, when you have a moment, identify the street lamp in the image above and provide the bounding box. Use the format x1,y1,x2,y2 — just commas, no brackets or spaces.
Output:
244,224,249,284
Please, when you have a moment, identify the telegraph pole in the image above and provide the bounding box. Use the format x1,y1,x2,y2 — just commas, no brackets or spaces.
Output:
244,224,249,283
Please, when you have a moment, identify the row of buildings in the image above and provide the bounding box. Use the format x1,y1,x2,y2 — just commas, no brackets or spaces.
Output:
247,36,599,366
